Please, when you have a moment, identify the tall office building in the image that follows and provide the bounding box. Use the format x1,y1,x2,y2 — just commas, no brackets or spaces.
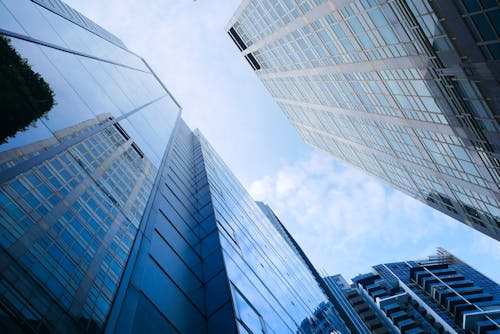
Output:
0,1,352,333
258,201,367,334
1,0,180,332
226,0,500,240
352,248,500,334
105,120,352,334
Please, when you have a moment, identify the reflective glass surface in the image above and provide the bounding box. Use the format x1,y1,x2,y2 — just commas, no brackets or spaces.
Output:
1,0,147,69
0,0,180,332
195,131,350,334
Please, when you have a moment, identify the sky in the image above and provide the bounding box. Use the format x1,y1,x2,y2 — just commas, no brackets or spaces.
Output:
64,0,499,282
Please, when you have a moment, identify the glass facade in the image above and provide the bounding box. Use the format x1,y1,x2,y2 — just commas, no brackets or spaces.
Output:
198,126,351,334
258,201,363,334
105,119,352,334
352,248,500,334
0,0,180,332
227,0,500,241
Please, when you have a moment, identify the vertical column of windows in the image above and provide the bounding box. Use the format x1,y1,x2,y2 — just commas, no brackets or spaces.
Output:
405,0,453,52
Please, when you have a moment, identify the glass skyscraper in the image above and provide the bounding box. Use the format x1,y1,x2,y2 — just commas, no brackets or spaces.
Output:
351,248,500,334
0,1,352,333
105,119,352,334
226,0,500,240
257,201,366,334
1,0,179,331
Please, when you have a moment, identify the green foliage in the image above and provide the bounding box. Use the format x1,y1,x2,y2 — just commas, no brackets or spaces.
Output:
0,35,55,144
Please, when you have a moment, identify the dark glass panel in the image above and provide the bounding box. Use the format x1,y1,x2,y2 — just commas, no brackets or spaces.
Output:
487,10,500,35
462,0,481,12
487,42,500,59
479,0,498,9
471,13,496,40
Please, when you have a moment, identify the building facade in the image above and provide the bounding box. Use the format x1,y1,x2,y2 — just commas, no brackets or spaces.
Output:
258,201,366,334
352,248,500,334
0,0,180,331
325,274,397,334
0,1,351,333
104,120,352,334
226,0,500,240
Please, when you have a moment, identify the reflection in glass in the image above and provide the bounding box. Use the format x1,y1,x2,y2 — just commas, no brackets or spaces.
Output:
196,132,350,334
298,302,345,334
0,1,180,332
233,286,266,334
0,35,55,144
0,115,157,332
426,191,498,229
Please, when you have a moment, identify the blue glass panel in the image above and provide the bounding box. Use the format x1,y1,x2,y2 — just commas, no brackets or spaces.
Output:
379,26,399,44
462,0,481,12
348,17,364,34
487,42,500,59
1,0,66,45
233,287,265,334
0,1,25,33
368,8,388,27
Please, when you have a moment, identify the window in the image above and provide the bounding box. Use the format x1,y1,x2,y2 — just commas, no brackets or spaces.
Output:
232,285,267,334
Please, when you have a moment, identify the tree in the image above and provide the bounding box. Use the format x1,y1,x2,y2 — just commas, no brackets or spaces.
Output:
0,35,55,144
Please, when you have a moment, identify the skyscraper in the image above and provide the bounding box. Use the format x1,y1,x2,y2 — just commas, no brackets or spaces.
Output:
1,0,180,331
105,120,352,334
0,1,352,333
352,248,500,334
226,0,500,240
258,201,368,334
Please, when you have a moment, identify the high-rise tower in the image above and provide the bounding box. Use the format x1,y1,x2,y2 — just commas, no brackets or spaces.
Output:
227,0,500,240
105,120,352,334
352,248,500,334
1,0,180,331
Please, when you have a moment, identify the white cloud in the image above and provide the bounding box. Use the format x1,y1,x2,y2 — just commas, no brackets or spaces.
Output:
250,150,499,282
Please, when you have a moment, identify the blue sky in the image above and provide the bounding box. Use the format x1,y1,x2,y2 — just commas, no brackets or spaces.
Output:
64,0,499,282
